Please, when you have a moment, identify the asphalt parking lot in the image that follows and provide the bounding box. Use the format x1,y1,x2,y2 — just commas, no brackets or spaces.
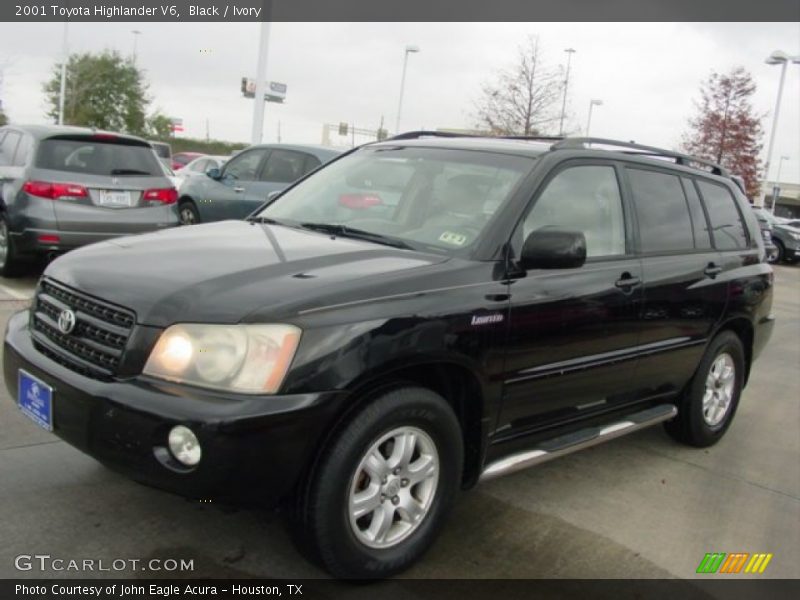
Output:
0,264,797,581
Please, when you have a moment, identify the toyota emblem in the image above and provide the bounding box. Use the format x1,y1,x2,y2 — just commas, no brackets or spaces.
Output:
57,309,76,334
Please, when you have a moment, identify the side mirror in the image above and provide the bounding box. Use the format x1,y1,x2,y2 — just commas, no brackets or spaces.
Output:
206,167,221,180
266,190,281,202
520,229,587,270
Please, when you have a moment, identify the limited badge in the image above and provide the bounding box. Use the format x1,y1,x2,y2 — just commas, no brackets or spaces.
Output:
439,231,467,246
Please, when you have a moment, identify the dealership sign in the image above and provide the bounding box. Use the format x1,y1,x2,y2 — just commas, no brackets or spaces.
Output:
241,78,287,103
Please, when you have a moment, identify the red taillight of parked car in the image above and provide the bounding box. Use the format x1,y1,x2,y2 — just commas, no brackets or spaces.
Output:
143,188,178,204
23,181,88,199
338,194,383,209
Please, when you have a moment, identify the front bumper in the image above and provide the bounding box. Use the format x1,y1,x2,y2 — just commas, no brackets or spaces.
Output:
3,310,347,503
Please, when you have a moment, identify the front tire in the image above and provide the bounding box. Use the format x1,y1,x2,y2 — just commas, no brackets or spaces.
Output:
665,331,745,447
292,386,463,579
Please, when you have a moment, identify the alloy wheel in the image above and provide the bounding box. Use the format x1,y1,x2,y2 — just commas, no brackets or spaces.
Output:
348,426,439,549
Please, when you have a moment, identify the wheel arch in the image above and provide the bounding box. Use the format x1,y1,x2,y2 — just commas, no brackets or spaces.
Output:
715,316,754,385
306,359,489,493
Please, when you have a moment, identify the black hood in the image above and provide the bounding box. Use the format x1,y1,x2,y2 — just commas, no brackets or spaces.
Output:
44,221,445,327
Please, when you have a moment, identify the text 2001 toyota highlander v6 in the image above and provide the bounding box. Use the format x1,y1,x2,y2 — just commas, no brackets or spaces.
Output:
4,134,774,578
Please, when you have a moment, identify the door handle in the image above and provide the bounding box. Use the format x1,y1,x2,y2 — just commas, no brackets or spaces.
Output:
704,264,723,278
233,186,245,193
615,274,641,289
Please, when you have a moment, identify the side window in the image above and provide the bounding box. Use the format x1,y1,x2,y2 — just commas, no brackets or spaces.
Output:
627,168,694,253
12,135,33,167
260,149,308,183
682,178,713,249
0,131,21,164
697,181,749,250
521,165,626,258
224,148,268,181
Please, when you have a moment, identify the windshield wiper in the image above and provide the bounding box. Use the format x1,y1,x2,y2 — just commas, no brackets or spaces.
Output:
299,222,414,250
247,215,289,226
110,169,152,176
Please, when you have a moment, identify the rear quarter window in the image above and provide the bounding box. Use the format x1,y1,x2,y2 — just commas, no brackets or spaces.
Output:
35,138,164,177
697,180,749,250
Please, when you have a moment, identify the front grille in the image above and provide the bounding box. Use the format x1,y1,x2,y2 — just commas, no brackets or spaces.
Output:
31,279,136,379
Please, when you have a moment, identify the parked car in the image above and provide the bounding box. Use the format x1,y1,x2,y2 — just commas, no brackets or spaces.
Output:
174,154,228,186
0,125,179,276
171,151,205,171
176,143,340,225
752,206,800,262
4,134,774,578
150,141,172,171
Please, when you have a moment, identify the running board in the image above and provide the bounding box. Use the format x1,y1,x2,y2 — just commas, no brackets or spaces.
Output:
479,404,678,482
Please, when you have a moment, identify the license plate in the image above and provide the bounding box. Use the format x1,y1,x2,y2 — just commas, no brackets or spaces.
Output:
18,369,54,431
98,191,133,207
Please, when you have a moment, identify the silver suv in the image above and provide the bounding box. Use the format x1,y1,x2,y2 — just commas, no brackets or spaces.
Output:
0,125,179,276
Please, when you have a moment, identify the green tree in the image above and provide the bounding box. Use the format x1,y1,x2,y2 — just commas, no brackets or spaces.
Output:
43,50,149,135
147,113,173,139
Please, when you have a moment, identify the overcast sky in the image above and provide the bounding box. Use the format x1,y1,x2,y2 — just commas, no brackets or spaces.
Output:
1,21,798,182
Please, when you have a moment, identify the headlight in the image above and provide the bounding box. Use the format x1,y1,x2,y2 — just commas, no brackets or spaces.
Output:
789,232,800,241
143,323,301,394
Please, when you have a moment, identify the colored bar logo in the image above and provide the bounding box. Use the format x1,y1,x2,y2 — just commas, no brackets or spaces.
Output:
696,552,773,574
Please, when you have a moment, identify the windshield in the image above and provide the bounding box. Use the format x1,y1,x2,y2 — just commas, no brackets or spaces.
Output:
36,138,165,177
257,146,535,255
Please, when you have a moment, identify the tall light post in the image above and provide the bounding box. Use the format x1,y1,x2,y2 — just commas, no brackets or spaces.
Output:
585,99,603,136
760,50,800,207
395,45,420,135
58,22,68,125
558,47,576,136
131,30,142,64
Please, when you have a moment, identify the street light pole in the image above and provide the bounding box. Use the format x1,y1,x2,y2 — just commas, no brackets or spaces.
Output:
761,50,800,207
395,45,420,135
131,30,142,65
558,48,576,136
58,22,68,125
585,99,603,136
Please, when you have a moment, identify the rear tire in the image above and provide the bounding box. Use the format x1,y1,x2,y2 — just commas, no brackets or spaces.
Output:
0,211,22,278
292,386,463,579
665,331,745,447
772,240,785,264
178,200,200,225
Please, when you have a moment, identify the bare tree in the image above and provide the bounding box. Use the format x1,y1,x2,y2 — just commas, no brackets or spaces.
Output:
682,67,764,200
474,36,562,136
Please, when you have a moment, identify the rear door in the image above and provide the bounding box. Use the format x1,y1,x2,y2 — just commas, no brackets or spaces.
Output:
499,161,645,435
625,166,728,398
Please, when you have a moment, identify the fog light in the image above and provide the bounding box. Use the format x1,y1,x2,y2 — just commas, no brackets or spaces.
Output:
168,425,201,466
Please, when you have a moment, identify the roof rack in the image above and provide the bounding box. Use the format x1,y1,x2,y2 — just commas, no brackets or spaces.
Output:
552,137,729,177
386,130,478,141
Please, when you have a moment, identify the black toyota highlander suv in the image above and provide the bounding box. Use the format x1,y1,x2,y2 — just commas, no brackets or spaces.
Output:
3,134,774,578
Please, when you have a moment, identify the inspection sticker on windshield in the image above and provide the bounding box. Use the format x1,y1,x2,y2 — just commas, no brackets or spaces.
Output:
439,231,467,246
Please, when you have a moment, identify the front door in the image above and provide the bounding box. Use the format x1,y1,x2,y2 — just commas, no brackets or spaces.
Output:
498,162,644,437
